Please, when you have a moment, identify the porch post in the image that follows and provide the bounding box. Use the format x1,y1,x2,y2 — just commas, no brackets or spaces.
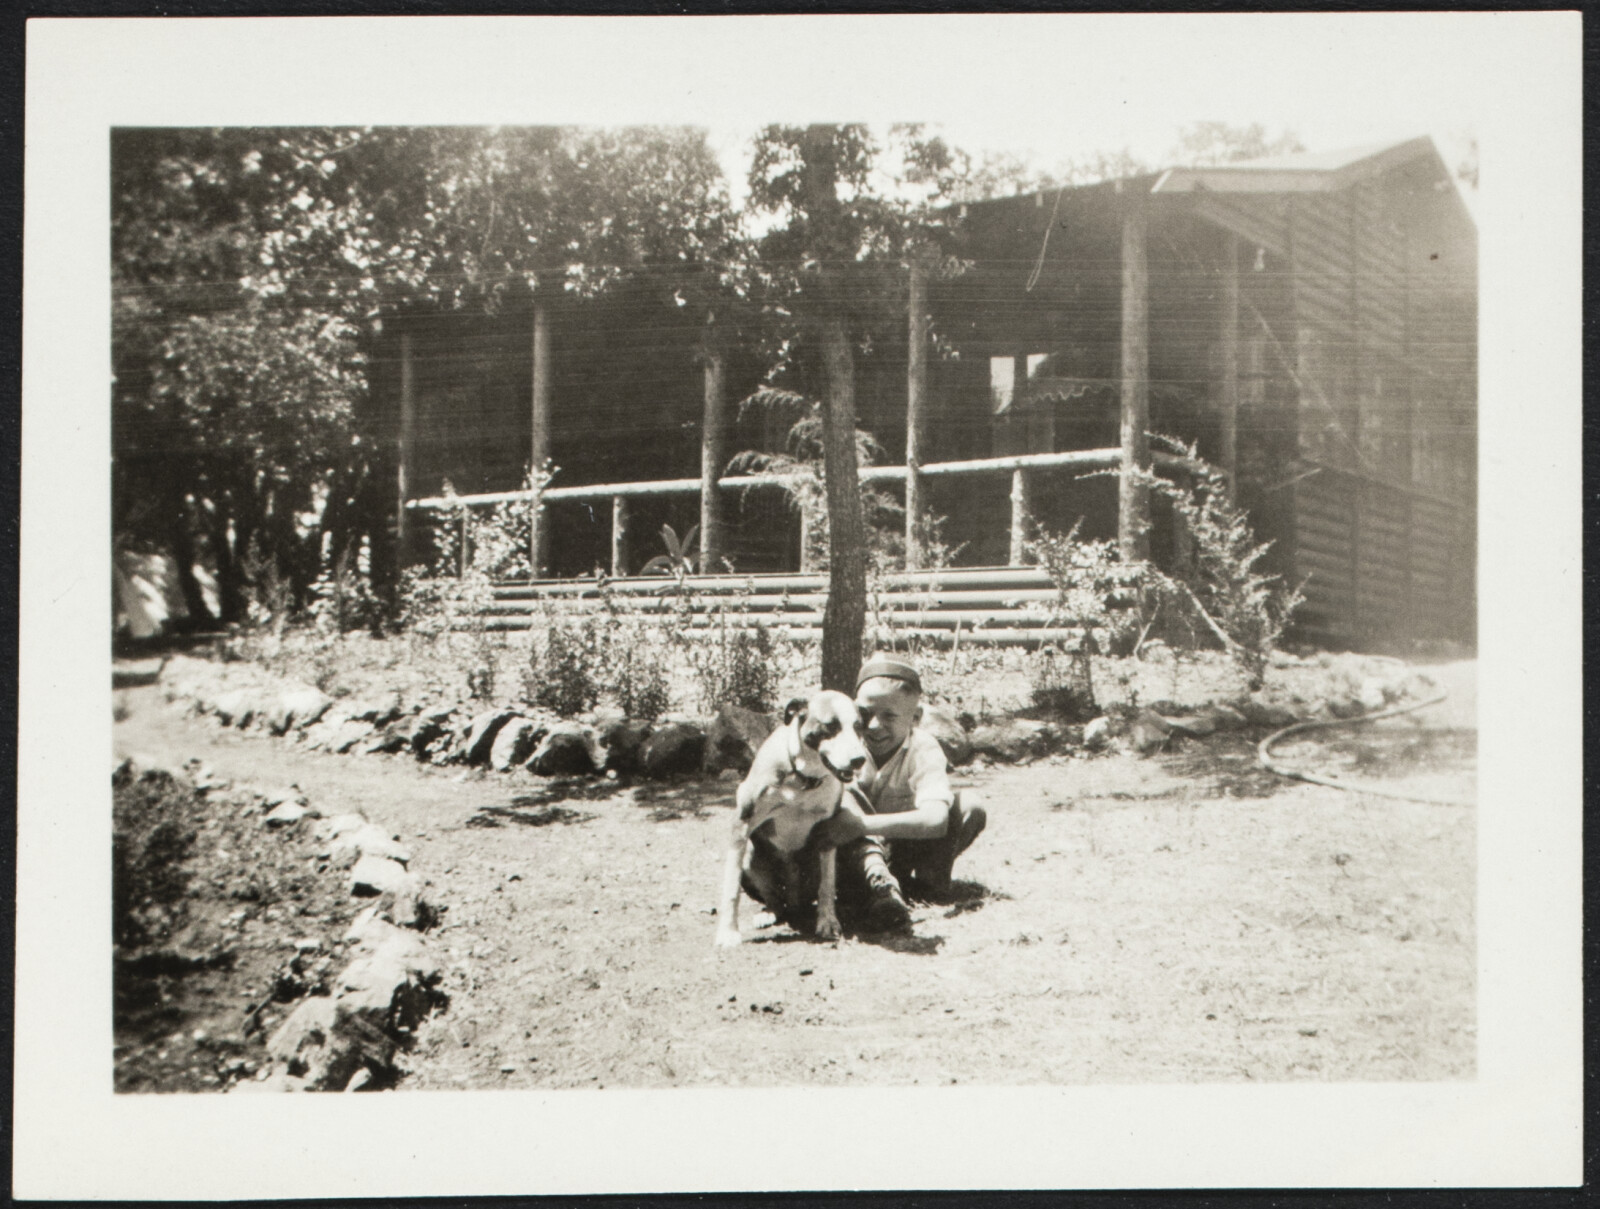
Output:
699,327,727,574
1009,354,1031,566
905,256,929,570
397,329,416,562
797,497,813,573
1119,204,1151,562
1219,230,1240,492
611,495,629,577
530,299,552,578
1009,469,1030,566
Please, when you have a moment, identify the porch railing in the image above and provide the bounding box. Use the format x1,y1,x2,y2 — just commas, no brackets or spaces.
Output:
406,447,1197,578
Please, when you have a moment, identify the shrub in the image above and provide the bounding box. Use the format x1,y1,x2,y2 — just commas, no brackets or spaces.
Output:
524,619,603,718
1026,518,1147,655
113,769,202,946
1132,437,1305,689
688,612,781,715
1027,643,1098,721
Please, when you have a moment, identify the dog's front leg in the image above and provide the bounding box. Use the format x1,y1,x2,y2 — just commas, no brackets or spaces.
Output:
814,845,841,941
714,823,750,948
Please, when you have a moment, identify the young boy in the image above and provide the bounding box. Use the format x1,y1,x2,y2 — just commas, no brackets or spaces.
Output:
817,654,987,932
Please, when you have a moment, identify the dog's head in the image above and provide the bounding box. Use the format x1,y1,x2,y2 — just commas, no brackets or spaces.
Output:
783,690,869,784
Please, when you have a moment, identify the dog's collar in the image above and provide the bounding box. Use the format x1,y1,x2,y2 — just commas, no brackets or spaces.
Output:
786,767,827,792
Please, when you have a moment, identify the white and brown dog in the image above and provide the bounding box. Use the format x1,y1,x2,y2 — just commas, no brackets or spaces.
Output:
713,691,869,948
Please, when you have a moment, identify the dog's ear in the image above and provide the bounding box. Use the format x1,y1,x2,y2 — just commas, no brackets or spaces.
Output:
782,697,807,725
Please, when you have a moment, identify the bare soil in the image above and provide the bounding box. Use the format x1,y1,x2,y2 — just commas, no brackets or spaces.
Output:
112,659,1475,1089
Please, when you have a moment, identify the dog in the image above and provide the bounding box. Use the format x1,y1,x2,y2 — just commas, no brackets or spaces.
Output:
713,690,869,948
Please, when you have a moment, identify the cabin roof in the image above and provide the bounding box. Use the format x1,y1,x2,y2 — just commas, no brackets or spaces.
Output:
1149,135,1444,195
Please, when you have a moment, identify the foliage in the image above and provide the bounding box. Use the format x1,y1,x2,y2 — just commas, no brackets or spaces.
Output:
640,524,700,577
1130,438,1305,689
1170,121,1305,167
728,386,901,571
1026,518,1148,655
1027,644,1098,722
687,614,781,715
525,619,604,718
112,126,739,629
113,769,201,946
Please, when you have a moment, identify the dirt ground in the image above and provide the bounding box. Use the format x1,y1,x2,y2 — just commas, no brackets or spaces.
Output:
112,659,1475,1089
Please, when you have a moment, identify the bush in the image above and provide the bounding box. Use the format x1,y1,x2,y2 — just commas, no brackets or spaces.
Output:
113,769,202,946
1026,519,1147,655
1134,438,1305,689
524,619,603,718
1027,644,1097,721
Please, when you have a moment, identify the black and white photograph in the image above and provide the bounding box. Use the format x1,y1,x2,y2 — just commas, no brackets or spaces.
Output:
16,12,1582,1198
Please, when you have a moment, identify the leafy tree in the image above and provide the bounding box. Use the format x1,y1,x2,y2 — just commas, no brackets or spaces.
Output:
1171,121,1305,167
112,125,740,626
744,123,967,690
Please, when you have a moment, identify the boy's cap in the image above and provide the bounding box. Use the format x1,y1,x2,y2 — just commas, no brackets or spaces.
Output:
856,655,922,694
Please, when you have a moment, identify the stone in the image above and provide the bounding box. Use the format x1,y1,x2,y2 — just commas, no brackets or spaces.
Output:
408,708,455,757
1356,678,1389,712
1326,696,1365,719
266,687,334,735
704,706,777,774
264,801,314,828
265,994,392,1092
330,823,412,868
212,690,258,728
315,813,369,843
639,722,707,778
463,710,519,765
597,719,652,774
337,919,443,1030
349,855,414,897
346,692,404,727
1160,712,1217,739
1127,710,1172,755
970,718,1050,763
1206,703,1248,731
528,722,602,776
920,705,974,767
1081,716,1114,749
362,725,410,755
329,721,375,754
490,718,544,772
1238,698,1298,728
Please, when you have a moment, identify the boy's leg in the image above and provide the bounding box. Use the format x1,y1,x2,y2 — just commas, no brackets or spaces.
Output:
889,792,987,899
835,835,911,933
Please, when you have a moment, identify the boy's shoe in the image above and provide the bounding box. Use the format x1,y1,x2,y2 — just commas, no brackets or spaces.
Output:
863,876,912,933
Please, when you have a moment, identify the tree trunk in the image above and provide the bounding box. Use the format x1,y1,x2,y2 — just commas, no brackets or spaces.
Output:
819,315,867,693
904,256,929,570
699,328,727,574
530,299,552,577
166,479,213,628
1118,204,1151,562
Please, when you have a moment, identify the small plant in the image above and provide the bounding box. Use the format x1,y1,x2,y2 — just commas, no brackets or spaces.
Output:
524,618,602,717
1128,437,1306,689
1027,643,1097,721
1026,518,1147,655
640,524,700,577
113,769,201,946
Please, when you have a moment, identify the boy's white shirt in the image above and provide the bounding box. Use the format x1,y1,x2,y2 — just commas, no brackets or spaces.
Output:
859,727,953,816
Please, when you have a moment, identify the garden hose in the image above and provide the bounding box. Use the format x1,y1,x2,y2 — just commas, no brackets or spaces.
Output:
1256,689,1473,807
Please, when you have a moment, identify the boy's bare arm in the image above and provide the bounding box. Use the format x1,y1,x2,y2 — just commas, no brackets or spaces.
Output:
816,794,949,845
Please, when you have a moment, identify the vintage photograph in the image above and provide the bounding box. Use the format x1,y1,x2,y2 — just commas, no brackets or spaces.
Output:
18,12,1581,1198
108,114,1480,1092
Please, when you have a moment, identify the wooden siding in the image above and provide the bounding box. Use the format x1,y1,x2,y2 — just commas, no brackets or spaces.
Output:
1290,463,1473,646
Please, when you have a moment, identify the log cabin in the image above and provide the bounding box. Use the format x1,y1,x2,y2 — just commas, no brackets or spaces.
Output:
377,135,1476,649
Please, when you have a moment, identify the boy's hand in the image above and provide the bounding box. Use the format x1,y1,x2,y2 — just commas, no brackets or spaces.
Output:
815,797,870,848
